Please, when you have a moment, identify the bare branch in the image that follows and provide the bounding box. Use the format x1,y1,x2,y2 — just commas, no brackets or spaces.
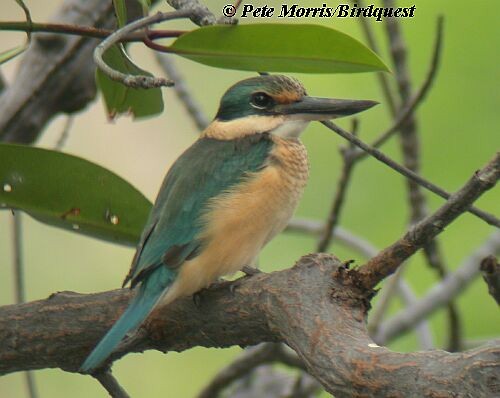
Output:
480,255,500,305
298,217,434,349
396,278,434,349
155,53,209,131
355,152,499,289
93,370,130,398
93,11,193,88
351,0,397,116
229,366,320,398
375,231,500,344
382,12,458,349
316,119,358,252
367,265,404,332
166,0,217,26
287,219,379,259
0,21,185,41
197,343,309,398
361,16,444,154
322,121,500,227
1,255,498,397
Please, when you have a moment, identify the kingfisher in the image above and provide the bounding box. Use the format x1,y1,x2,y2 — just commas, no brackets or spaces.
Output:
80,75,377,373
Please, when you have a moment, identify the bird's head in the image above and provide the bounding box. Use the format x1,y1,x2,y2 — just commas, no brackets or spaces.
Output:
203,75,377,140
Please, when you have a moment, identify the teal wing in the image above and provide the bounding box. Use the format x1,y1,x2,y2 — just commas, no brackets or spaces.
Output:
124,133,274,287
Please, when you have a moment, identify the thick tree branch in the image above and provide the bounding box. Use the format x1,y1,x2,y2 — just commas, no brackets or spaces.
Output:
356,152,499,289
0,255,498,397
376,231,500,344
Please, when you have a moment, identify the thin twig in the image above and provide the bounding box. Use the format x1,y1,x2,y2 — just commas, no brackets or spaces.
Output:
0,21,185,41
55,115,74,151
322,121,500,228
351,0,397,116
367,265,405,334
287,218,376,258
351,16,444,160
375,231,500,344
316,119,358,252
396,279,434,349
94,10,193,88
11,213,39,398
480,255,500,305
155,53,209,131
94,370,130,398
229,366,321,398
0,69,6,93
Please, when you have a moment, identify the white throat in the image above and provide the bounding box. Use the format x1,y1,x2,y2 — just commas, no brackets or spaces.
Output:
272,120,310,138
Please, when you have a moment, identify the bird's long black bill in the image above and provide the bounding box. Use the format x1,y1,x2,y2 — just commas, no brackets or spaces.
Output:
278,96,378,120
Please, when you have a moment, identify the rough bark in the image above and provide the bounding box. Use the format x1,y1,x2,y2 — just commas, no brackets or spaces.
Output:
0,254,498,397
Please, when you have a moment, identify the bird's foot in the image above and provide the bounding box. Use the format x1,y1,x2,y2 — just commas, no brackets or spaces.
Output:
241,265,261,277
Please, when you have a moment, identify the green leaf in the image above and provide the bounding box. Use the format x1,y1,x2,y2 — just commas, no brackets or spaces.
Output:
113,0,127,27
170,24,389,73
96,44,164,119
0,45,27,65
0,143,152,246
136,0,151,15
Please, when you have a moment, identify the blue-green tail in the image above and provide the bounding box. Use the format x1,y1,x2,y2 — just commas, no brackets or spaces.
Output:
80,277,166,373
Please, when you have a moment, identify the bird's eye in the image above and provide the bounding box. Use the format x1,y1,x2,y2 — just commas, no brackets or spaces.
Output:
250,92,273,109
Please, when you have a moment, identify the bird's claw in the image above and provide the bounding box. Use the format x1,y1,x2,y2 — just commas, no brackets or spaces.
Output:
241,265,261,277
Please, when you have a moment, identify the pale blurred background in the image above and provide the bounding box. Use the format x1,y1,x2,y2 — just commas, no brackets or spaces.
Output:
1,0,499,397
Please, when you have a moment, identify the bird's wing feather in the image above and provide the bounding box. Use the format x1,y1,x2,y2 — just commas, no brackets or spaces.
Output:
124,134,274,287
